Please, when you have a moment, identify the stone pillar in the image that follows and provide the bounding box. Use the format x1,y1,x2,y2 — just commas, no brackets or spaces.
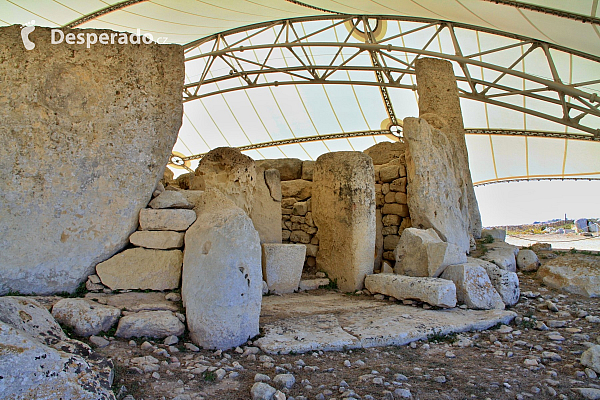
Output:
415,58,482,239
313,152,376,292
0,26,183,295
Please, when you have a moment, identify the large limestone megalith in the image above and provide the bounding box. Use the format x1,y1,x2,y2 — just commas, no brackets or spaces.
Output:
313,152,376,292
414,57,482,240
182,190,262,350
250,167,283,244
0,26,183,295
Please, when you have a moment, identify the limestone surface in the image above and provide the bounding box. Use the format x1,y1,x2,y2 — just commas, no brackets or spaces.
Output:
581,345,600,374
194,147,257,214
256,158,303,181
517,249,540,271
365,273,457,308
537,254,600,297
96,248,182,291
264,168,282,202
480,242,519,272
302,161,315,181
250,167,283,244
148,190,193,209
115,310,185,339
182,189,262,350
440,264,505,310
403,117,473,253
481,228,507,242
0,321,116,400
129,230,185,249
313,152,376,292
471,258,520,306
262,244,306,294
364,142,407,165
0,26,184,295
394,228,466,277
52,298,121,337
281,179,313,201
139,209,197,231
298,278,330,291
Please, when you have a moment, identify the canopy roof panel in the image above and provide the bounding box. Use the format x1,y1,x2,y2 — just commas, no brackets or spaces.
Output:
1,0,598,185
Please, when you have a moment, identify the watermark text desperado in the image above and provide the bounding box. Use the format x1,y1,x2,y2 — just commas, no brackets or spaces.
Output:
51,29,168,48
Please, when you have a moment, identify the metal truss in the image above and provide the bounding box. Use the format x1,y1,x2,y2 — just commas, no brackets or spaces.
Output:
183,15,600,139
62,0,148,28
474,176,600,187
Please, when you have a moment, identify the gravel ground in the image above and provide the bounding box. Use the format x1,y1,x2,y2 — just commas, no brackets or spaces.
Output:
80,253,600,400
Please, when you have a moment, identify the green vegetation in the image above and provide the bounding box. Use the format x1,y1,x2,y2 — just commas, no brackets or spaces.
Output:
481,234,494,244
56,281,88,298
319,278,338,290
202,371,217,382
427,329,458,344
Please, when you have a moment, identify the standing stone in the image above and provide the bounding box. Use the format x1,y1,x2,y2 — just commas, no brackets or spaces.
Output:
440,264,505,310
415,57,482,240
262,244,306,294
313,152,376,292
264,169,282,201
403,117,473,253
281,180,313,201
394,228,466,277
52,299,121,337
365,274,457,308
194,147,257,214
0,26,183,295
96,248,182,291
182,190,262,350
250,167,283,244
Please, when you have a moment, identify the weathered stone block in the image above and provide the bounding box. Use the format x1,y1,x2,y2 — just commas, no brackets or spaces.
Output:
382,214,401,226
292,201,309,216
250,167,283,244
281,180,312,201
302,161,315,181
290,230,311,244
129,231,185,249
52,299,121,337
379,165,400,182
383,235,400,251
382,203,409,217
517,249,540,271
481,228,506,242
382,226,399,236
365,274,457,308
262,244,306,294
364,142,407,165
480,242,518,272
139,209,197,231
256,158,302,181
394,228,467,277
264,169,282,202
115,310,184,339
475,258,520,306
440,264,505,310
0,26,183,295
313,152,376,292
537,254,600,297
389,177,407,192
96,248,182,291
149,191,193,209
182,190,262,350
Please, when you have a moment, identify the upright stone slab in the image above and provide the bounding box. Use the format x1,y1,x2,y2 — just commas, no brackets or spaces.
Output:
262,244,306,294
182,190,262,350
193,147,257,214
403,117,472,253
415,57,482,240
250,167,283,244
313,152,376,292
0,26,183,295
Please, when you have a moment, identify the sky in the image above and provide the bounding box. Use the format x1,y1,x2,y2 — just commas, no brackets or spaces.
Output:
475,180,600,227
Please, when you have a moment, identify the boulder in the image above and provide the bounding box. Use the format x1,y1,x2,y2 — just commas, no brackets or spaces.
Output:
394,228,467,278
96,248,182,291
517,249,540,271
0,321,115,400
481,228,506,242
575,218,589,232
182,189,262,350
472,258,520,306
480,242,518,272
256,158,303,181
250,167,283,244
363,141,407,165
262,244,306,294
313,152,376,292
440,264,505,310
139,208,197,231
52,298,121,337
148,190,193,209
264,169,282,202
115,310,185,338
581,345,600,374
302,161,315,181
531,242,552,252
537,254,600,297
195,147,257,214
403,117,473,253
365,274,457,308
281,179,313,201
0,26,184,295
129,230,185,249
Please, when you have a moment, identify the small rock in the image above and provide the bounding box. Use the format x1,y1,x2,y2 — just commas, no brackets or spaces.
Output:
164,335,179,345
546,301,559,312
89,335,110,348
542,352,562,361
184,342,200,352
255,373,271,382
547,320,567,329
165,292,181,302
573,388,600,400
141,341,154,351
252,382,277,400
586,316,600,323
433,376,446,383
394,388,412,398
273,374,295,389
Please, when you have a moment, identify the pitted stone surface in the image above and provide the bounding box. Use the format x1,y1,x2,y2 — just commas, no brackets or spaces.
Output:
0,26,183,295
96,248,182,291
441,264,505,310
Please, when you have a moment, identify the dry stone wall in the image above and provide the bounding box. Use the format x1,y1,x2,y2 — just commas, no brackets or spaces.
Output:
0,26,184,295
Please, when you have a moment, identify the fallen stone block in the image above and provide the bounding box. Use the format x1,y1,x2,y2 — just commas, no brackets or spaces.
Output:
440,264,505,310
115,310,184,339
262,244,306,294
471,258,520,306
394,228,466,277
52,298,121,337
537,254,600,297
139,208,197,231
517,249,540,271
480,242,518,272
129,230,185,249
365,273,456,308
298,278,330,291
96,248,182,291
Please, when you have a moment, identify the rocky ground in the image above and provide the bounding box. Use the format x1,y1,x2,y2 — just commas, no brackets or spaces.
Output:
44,251,598,400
